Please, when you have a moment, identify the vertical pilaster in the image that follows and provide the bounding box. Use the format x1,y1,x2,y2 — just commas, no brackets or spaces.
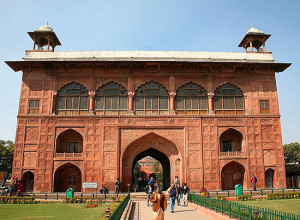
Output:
169,75,176,114
88,91,95,115
208,93,214,115
127,77,135,114
244,93,249,115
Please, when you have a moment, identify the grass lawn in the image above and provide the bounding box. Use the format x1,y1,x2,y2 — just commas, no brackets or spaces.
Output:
0,203,107,220
239,199,300,215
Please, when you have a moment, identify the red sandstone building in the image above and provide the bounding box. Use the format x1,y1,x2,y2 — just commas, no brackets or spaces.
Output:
6,24,291,193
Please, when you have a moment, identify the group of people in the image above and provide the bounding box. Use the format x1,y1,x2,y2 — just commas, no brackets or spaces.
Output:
135,176,159,192
1,177,23,196
146,176,190,219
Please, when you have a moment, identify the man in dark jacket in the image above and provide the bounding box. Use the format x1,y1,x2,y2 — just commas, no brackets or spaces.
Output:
182,183,190,206
167,184,177,213
176,184,182,206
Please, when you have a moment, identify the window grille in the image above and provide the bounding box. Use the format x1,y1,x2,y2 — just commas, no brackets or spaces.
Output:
56,82,88,115
95,82,127,115
260,100,270,114
134,81,169,115
176,82,208,114
28,100,40,114
214,82,244,115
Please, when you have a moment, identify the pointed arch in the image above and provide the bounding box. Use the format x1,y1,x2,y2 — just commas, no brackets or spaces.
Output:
121,132,180,191
214,82,244,115
22,171,34,192
56,129,83,153
134,81,169,115
56,81,89,115
221,161,245,190
54,162,82,192
220,128,243,152
176,82,208,114
265,168,275,188
95,81,127,115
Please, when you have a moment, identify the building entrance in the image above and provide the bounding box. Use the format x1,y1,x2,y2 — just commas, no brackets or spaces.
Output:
54,163,82,192
132,149,170,191
121,133,180,192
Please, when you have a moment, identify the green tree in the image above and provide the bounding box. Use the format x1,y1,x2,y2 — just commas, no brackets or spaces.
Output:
133,162,141,177
0,140,14,179
151,159,163,185
283,142,300,164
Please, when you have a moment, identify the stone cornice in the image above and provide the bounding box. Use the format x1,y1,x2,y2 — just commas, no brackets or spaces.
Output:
17,114,281,119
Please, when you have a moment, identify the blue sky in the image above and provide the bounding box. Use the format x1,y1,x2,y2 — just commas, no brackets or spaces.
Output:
0,0,299,144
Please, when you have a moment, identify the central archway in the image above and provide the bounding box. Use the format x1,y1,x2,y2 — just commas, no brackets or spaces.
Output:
121,133,181,192
132,148,170,190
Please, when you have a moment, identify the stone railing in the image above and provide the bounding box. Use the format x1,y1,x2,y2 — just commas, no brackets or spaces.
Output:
220,151,242,156
55,152,83,158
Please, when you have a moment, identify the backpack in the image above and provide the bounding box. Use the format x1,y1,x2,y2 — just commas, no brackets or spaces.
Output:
170,188,176,197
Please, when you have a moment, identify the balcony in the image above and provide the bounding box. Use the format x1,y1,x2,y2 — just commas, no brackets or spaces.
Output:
55,152,83,159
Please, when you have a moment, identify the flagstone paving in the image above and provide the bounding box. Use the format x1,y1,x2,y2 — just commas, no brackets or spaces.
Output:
132,200,229,220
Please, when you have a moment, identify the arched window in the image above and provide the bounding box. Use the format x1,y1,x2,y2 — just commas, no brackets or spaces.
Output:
220,128,243,154
56,82,88,115
214,82,244,115
95,82,127,115
135,81,169,115
176,82,208,114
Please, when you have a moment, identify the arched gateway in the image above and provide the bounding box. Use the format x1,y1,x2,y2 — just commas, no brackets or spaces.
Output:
121,133,181,191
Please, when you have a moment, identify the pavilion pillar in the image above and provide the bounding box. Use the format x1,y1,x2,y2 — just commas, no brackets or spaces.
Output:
250,41,253,52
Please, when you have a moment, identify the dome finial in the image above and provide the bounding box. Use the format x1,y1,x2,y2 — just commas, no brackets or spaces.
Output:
247,25,264,34
35,22,53,32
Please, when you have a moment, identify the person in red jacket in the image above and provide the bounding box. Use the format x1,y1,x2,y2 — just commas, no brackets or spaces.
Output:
251,174,258,191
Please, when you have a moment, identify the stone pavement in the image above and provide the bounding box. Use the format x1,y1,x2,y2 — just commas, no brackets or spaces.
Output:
130,199,230,220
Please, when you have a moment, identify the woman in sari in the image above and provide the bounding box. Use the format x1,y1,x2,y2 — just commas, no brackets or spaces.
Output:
149,187,167,220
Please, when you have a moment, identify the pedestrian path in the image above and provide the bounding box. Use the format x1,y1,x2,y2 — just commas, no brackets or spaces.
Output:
131,200,229,220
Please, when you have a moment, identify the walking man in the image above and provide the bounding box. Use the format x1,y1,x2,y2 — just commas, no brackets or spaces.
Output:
251,174,257,191
145,183,153,207
149,187,167,220
182,183,190,207
167,184,177,213
176,184,182,206
115,178,120,194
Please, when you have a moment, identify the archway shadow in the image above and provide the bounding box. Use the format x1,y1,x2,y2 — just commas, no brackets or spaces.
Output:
132,148,170,190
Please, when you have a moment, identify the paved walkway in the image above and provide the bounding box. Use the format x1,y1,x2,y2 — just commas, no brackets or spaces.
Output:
131,200,229,220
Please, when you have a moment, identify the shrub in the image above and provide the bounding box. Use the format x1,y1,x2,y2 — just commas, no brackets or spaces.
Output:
215,195,227,200
236,194,252,201
267,192,300,200
0,196,35,204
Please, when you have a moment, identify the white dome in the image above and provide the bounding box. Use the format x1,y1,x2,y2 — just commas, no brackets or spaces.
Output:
35,23,53,32
247,25,264,34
